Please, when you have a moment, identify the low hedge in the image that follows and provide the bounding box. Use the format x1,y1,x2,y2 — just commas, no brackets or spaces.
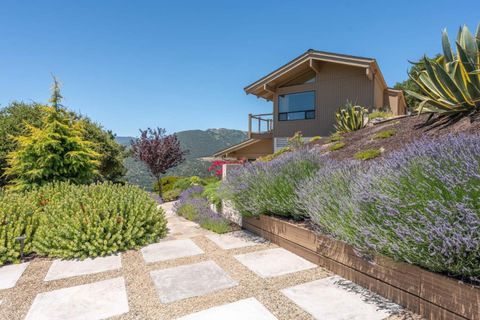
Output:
0,182,167,264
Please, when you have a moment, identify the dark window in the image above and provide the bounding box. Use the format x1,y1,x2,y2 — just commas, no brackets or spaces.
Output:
278,91,315,121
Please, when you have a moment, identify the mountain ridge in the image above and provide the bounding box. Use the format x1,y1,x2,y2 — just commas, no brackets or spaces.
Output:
117,128,247,190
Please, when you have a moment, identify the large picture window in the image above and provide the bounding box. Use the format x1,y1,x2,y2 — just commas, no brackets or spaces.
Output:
278,91,315,121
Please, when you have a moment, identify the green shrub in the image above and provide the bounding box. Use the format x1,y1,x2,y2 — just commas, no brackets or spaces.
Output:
199,218,231,234
329,142,346,151
162,188,182,202
257,147,291,162
0,190,41,265
354,149,381,160
202,181,222,211
176,203,199,221
309,136,322,143
373,129,396,139
368,111,393,120
153,176,183,194
328,133,343,142
335,102,369,133
34,182,167,259
5,106,100,191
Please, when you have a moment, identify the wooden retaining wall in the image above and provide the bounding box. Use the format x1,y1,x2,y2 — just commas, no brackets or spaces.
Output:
243,215,480,320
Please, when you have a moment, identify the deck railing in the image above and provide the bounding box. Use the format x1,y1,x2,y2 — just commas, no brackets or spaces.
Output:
248,113,273,138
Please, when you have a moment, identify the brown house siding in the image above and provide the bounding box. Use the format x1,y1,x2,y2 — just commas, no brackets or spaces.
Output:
274,63,374,137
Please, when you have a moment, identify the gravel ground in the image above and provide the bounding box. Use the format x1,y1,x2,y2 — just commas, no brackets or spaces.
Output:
0,204,423,320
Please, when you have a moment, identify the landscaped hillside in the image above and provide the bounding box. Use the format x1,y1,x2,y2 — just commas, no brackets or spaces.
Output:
310,113,480,161
118,128,247,190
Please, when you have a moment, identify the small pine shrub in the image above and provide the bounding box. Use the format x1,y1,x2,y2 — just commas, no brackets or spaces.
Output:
329,142,346,151
0,190,41,265
354,148,381,160
34,182,167,259
373,129,396,139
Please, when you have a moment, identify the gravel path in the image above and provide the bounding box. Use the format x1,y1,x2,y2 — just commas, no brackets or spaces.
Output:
0,202,422,320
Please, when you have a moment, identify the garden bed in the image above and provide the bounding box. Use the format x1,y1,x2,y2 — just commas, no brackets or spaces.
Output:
243,215,480,320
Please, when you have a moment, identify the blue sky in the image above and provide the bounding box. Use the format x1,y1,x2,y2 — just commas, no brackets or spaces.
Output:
0,1,477,136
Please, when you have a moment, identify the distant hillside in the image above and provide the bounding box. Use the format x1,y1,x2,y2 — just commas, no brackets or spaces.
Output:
117,128,247,190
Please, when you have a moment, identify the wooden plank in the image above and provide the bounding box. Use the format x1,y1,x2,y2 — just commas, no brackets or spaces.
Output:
243,216,479,320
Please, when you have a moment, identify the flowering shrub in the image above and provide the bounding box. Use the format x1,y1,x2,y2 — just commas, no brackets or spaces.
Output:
174,186,232,234
221,149,321,218
297,134,480,283
208,160,244,177
356,134,480,282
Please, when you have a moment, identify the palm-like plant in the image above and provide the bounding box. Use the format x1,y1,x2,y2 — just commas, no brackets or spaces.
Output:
407,24,480,122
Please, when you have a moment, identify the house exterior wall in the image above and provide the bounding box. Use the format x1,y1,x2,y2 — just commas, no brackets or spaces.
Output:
373,73,385,109
225,138,273,160
273,63,374,137
386,92,407,115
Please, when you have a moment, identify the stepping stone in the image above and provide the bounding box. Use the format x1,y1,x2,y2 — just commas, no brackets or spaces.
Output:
281,276,390,320
25,277,129,320
44,255,121,281
150,260,237,303
234,248,316,278
206,231,265,250
141,239,204,263
178,297,278,320
0,262,29,290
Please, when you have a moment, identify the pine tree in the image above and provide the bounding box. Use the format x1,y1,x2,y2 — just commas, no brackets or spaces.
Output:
5,78,100,190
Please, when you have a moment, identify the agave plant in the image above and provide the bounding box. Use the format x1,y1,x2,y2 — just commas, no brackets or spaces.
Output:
334,102,369,133
407,24,480,122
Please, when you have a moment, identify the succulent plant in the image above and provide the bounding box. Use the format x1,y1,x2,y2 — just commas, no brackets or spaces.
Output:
407,24,480,122
335,102,369,133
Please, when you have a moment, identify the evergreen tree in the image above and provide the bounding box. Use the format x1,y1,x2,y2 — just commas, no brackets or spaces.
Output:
5,79,100,190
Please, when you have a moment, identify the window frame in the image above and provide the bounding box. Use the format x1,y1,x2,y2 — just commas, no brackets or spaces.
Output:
277,90,316,122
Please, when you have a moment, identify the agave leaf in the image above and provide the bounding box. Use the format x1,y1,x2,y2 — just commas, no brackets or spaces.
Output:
442,29,454,63
405,90,453,110
433,63,472,105
476,24,480,50
423,58,454,100
456,42,480,89
459,25,478,62
418,73,443,98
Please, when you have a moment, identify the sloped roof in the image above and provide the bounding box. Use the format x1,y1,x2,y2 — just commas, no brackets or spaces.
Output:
244,49,387,100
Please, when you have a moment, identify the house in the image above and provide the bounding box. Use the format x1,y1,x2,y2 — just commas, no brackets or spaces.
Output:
214,49,407,160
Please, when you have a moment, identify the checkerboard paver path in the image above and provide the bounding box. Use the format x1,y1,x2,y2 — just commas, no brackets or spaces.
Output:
0,201,413,320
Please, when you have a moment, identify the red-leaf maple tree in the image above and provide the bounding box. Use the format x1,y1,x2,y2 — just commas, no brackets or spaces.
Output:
131,128,187,199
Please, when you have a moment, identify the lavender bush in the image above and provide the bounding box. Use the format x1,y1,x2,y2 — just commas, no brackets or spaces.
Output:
174,186,231,234
297,134,480,283
295,159,368,246
355,134,480,282
221,149,321,218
